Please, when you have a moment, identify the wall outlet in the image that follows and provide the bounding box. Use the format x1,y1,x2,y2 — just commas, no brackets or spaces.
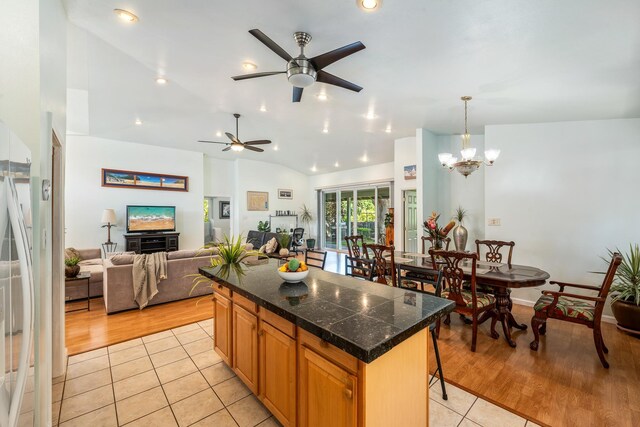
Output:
487,218,501,226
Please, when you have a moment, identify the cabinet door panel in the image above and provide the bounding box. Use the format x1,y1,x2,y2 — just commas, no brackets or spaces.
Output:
232,304,259,393
299,346,357,427
213,292,232,365
260,321,296,426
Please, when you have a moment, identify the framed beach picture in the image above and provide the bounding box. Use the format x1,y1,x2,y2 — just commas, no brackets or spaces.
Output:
278,189,293,199
247,191,269,211
101,168,189,192
219,201,230,219
403,165,417,180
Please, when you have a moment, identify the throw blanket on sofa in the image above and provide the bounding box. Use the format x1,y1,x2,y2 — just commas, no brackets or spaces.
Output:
132,252,168,309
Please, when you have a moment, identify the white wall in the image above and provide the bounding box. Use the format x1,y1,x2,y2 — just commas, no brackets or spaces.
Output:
416,129,442,242
65,136,205,251
203,156,234,197
485,118,640,313
393,137,417,250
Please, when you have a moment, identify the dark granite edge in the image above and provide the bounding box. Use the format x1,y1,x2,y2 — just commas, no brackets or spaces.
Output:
199,267,455,363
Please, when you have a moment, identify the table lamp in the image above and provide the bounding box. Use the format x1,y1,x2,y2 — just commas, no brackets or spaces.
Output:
101,209,117,243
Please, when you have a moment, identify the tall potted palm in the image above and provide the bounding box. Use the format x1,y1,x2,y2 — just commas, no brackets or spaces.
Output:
610,244,640,335
300,204,315,249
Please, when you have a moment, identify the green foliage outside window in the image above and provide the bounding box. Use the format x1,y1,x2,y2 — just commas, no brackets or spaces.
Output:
203,199,209,222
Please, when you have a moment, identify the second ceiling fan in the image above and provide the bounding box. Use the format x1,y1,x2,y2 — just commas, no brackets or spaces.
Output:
232,29,366,102
198,113,271,152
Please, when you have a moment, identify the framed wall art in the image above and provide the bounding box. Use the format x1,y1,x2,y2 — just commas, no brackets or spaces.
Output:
101,168,189,192
278,189,293,199
247,191,269,211
219,201,230,219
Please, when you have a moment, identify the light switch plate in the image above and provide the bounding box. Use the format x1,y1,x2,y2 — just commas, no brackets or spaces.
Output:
488,218,501,226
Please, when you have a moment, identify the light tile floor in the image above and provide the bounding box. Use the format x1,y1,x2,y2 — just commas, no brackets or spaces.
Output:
49,318,541,427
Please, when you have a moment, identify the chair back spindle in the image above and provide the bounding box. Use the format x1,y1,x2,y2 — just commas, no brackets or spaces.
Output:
364,243,396,286
475,240,515,265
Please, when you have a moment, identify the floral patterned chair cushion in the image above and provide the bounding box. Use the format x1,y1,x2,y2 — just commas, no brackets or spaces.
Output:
384,276,419,288
442,290,496,308
533,295,595,322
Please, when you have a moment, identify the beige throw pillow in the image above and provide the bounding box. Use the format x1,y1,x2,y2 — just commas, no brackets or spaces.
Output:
265,238,278,254
65,247,81,260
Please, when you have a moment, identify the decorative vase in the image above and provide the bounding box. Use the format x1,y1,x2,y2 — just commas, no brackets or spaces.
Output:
279,248,290,257
65,265,80,278
385,208,395,246
611,299,640,335
433,237,443,250
453,224,468,251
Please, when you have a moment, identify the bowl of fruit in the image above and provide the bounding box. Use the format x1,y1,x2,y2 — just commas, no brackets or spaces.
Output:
277,259,309,283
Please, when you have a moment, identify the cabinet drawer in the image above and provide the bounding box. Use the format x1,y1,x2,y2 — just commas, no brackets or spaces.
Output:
233,292,258,314
297,329,357,375
260,309,295,339
213,282,231,299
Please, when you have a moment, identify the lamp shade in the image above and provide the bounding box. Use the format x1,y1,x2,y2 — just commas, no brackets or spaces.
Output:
101,209,117,224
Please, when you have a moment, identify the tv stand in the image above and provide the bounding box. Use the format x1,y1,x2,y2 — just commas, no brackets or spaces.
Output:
124,232,179,254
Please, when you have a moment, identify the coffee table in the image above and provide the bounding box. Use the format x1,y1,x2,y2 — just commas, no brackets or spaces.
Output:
65,272,92,312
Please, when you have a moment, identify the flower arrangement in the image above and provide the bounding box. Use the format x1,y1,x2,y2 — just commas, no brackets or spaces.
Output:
423,211,456,249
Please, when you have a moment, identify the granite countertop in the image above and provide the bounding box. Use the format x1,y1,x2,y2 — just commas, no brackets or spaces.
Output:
199,260,454,363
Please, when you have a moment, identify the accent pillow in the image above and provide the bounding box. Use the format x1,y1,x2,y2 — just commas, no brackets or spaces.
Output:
258,244,267,253
65,248,81,260
106,251,135,259
110,254,135,265
265,238,278,254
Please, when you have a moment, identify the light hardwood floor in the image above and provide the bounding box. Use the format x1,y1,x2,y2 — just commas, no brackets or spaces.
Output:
65,296,212,356
65,251,640,426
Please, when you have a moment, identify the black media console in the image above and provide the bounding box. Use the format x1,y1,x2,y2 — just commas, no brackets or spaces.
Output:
124,232,180,254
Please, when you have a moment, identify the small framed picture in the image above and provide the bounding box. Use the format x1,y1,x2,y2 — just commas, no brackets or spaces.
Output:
219,201,230,219
404,165,417,180
278,189,293,199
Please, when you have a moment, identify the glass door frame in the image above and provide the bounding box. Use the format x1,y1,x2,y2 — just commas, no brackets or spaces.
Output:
319,182,393,251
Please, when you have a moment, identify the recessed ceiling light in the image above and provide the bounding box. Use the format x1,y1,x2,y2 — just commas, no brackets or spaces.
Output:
273,145,279,151
317,93,327,101
334,162,339,168
311,165,317,172
215,131,222,137
362,154,369,162
114,9,139,22
322,127,329,134
242,62,257,71
135,119,142,125
357,0,381,11
385,125,392,133
365,111,376,120
260,105,267,112
156,77,167,85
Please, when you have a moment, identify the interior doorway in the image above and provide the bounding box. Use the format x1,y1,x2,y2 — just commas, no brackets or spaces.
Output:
403,189,418,253
204,196,230,244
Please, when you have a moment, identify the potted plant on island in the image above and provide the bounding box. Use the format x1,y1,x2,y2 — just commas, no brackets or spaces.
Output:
65,257,81,278
300,204,315,249
452,206,468,251
609,244,640,335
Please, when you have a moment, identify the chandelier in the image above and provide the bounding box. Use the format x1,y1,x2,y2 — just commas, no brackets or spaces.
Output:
438,96,500,178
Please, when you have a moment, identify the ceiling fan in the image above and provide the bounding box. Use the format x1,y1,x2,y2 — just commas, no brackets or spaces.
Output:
198,113,271,153
232,29,366,102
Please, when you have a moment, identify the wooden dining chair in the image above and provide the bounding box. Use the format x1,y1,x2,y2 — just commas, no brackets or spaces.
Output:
475,240,515,265
530,253,622,368
422,236,451,252
304,249,328,269
430,249,499,352
345,235,369,259
364,243,418,288
345,256,375,281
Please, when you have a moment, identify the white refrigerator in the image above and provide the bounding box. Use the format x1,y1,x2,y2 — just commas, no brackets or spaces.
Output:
0,121,35,427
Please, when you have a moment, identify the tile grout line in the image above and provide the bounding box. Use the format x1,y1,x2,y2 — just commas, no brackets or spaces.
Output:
107,347,121,427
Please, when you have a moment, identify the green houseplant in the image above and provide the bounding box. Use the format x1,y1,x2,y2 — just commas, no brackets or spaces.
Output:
609,244,640,334
300,204,315,249
65,257,81,278
257,220,271,232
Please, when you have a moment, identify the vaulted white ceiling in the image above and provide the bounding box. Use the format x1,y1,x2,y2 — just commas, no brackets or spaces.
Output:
63,0,640,174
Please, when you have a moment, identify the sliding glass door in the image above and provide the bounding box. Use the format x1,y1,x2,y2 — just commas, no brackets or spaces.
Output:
320,183,392,251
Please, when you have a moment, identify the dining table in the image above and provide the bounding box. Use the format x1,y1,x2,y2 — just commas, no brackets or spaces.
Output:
393,251,550,347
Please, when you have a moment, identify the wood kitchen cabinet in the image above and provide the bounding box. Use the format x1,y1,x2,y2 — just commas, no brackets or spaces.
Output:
299,346,357,427
213,289,232,366
232,304,259,393
259,320,297,427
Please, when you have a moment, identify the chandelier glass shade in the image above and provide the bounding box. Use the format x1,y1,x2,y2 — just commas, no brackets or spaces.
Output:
438,96,500,178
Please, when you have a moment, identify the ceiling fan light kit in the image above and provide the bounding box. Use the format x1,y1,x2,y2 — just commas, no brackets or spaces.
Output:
438,96,501,178
232,29,365,102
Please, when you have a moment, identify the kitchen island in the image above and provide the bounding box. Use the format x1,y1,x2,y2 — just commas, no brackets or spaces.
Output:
199,260,453,427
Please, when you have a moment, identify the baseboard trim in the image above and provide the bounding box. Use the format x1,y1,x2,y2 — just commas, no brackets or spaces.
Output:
511,297,616,324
